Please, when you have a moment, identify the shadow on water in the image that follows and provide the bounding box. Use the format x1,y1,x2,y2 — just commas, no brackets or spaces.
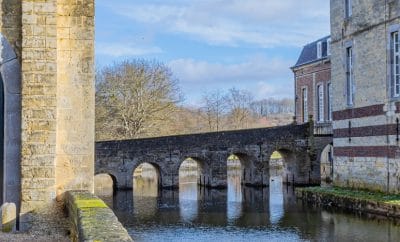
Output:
97,169,400,242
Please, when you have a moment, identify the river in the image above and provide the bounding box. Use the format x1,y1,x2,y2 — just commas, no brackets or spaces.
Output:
98,168,400,242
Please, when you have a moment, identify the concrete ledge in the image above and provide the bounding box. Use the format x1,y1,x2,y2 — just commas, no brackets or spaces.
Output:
65,191,133,242
296,186,400,218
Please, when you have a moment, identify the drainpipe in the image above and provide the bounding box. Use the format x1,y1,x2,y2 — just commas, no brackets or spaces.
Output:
385,0,390,193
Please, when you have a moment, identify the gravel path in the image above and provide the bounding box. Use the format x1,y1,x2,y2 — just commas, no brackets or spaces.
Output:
0,201,70,242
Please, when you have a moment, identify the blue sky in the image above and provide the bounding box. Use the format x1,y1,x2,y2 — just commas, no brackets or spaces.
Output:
95,0,330,106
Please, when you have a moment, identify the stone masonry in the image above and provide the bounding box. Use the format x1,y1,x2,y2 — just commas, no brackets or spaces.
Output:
0,0,94,230
331,0,400,192
96,124,331,190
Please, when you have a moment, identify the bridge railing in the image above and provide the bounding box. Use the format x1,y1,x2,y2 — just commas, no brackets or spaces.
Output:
313,122,332,136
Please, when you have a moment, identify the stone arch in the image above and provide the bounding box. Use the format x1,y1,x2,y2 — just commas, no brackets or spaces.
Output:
0,34,21,216
178,156,211,187
94,172,118,193
230,152,266,187
132,162,162,189
267,148,298,184
319,144,333,183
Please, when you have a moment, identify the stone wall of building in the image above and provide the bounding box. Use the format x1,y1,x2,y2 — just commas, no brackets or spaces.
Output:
0,0,22,58
0,0,95,229
331,0,400,193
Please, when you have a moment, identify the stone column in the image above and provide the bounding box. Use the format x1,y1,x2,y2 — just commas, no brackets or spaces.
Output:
55,0,95,197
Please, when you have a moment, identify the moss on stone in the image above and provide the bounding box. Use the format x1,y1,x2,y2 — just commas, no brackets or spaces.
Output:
297,186,400,205
75,199,108,209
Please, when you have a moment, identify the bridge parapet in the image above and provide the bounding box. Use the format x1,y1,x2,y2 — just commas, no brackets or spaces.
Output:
95,124,327,190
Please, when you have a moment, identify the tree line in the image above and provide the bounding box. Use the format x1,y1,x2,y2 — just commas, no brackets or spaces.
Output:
96,59,294,141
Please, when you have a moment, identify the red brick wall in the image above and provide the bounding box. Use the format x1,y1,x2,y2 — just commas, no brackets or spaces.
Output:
294,60,331,123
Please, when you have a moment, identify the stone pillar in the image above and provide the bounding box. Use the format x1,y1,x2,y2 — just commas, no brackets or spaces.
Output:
17,0,95,230
55,0,95,197
20,0,58,228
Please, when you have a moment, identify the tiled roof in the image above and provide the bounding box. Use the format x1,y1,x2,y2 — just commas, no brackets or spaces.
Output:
292,35,331,69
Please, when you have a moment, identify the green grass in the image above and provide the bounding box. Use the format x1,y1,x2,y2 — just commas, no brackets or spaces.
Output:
298,186,400,206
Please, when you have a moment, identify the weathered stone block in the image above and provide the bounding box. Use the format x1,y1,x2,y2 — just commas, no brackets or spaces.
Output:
1,203,16,232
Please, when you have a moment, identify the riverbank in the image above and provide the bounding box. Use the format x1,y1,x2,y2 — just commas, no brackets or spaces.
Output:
296,186,400,218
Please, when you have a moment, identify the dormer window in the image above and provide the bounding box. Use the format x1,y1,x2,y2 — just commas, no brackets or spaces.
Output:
317,41,322,59
327,38,331,56
345,0,352,18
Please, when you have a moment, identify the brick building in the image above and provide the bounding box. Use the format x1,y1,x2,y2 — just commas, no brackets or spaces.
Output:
331,0,400,192
292,36,332,131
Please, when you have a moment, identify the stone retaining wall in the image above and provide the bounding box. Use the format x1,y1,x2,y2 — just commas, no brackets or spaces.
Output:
64,191,132,242
296,188,400,218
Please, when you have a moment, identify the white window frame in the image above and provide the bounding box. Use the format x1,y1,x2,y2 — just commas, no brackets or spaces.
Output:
327,82,332,121
302,87,308,123
317,84,324,122
346,46,354,106
327,38,331,56
317,41,322,59
392,31,400,97
345,0,352,18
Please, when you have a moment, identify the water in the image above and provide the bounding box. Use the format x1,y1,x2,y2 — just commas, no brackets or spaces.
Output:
98,169,400,242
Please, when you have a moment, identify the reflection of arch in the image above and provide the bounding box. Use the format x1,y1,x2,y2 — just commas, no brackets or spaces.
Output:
0,34,22,216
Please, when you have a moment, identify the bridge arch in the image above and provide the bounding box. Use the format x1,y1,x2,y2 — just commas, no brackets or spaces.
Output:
94,172,118,191
132,162,162,197
178,157,207,186
94,173,117,196
0,34,22,216
267,147,298,184
319,143,333,183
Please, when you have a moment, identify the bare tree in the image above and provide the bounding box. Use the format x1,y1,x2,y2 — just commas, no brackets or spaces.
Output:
95,60,183,140
225,88,253,129
200,90,227,131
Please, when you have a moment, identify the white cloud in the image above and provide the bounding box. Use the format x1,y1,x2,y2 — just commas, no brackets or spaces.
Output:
168,56,294,99
100,0,330,48
96,43,162,57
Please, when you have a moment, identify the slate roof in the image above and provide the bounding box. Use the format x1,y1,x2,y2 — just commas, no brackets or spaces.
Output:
292,35,331,69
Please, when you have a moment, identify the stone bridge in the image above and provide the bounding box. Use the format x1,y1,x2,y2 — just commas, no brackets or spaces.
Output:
95,123,332,190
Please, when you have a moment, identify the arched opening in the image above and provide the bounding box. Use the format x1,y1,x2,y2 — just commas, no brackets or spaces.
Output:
227,154,243,202
133,162,160,197
320,144,333,184
227,153,243,221
94,173,116,197
270,149,297,185
179,158,201,222
179,158,201,200
0,35,22,228
268,150,288,224
94,173,116,207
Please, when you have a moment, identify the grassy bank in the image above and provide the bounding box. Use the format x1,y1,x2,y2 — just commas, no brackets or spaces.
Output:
297,186,400,205
296,186,400,218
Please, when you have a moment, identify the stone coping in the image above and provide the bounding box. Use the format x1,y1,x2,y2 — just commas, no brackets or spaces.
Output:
296,186,400,218
65,191,133,242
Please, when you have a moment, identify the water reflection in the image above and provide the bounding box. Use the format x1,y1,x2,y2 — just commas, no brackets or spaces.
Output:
97,167,400,242
227,169,243,222
269,176,284,224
